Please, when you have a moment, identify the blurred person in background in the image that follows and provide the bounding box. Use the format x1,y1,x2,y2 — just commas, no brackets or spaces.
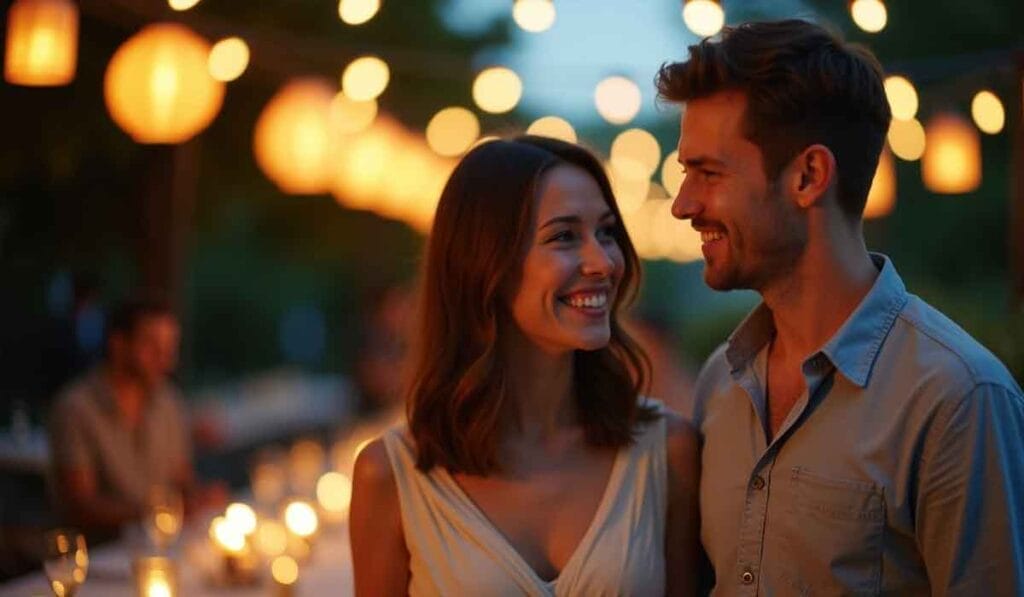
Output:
350,137,700,595
48,298,215,540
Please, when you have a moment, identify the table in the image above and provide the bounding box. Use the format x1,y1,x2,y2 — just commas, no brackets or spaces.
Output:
0,524,354,597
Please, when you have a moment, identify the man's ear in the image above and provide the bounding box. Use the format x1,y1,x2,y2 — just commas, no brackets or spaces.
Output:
785,144,836,209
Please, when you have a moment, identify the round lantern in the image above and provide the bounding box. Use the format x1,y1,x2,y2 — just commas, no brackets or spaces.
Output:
922,113,981,195
254,78,336,194
104,23,225,144
4,0,78,86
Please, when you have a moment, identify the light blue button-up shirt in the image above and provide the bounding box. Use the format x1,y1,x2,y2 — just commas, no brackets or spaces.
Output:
689,254,1024,595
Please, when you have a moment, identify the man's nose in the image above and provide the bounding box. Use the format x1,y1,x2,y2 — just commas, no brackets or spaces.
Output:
671,177,701,220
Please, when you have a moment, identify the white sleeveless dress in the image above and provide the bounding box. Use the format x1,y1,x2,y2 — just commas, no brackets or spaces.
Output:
380,415,668,596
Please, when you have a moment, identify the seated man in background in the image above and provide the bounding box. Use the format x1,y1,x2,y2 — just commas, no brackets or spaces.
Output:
48,298,195,538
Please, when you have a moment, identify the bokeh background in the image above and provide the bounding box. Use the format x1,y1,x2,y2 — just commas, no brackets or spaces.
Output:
0,0,1022,579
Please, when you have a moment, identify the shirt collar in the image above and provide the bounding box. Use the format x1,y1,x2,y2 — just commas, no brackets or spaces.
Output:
725,253,908,387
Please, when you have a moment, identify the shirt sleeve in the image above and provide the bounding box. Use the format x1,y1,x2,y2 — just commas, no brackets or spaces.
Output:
916,381,1024,595
48,395,93,472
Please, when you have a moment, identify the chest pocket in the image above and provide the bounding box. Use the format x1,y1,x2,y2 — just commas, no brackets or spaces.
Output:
781,466,885,596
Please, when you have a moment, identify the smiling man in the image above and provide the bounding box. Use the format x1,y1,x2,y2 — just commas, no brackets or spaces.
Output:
658,19,1024,595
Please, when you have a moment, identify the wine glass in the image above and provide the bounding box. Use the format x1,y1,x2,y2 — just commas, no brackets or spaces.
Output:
43,529,88,597
144,485,184,552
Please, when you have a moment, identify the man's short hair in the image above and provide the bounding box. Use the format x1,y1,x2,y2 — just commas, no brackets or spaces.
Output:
656,19,892,218
106,298,173,342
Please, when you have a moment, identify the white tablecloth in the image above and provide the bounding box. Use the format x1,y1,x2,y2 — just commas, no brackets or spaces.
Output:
0,525,353,597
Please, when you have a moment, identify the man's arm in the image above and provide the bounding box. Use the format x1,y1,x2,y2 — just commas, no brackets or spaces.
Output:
49,396,140,528
916,382,1024,595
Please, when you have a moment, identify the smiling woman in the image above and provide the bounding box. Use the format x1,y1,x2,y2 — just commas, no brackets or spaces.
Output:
348,137,701,596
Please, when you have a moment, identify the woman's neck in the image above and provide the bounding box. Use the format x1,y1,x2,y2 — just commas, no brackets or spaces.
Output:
502,333,576,443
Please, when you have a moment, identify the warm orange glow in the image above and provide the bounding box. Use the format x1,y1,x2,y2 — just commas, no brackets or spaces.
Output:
341,55,390,101
271,556,299,585
887,118,926,161
472,67,522,114
331,117,406,210
426,107,480,157
850,0,887,33
526,116,576,143
104,23,224,144
884,75,918,121
337,0,380,25
329,92,377,134
864,149,895,218
922,113,981,194
253,78,335,194
971,90,1005,135
4,0,78,86
661,150,685,198
207,37,249,82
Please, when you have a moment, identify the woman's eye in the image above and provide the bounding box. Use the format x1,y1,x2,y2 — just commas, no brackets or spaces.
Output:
597,225,617,241
547,230,575,243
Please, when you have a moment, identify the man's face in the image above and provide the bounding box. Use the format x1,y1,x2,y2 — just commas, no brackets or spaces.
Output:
671,90,807,292
123,314,180,389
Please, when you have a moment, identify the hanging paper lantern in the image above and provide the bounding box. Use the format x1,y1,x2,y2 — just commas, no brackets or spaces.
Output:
922,113,981,195
253,78,336,194
4,0,78,86
104,23,225,144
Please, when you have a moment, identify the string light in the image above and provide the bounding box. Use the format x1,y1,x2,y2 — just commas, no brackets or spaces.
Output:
207,37,249,82
682,0,724,38
512,0,555,33
850,0,887,33
884,75,918,121
341,56,390,101
594,76,642,125
887,117,926,161
971,90,1005,135
526,116,577,143
338,0,380,25
472,67,522,114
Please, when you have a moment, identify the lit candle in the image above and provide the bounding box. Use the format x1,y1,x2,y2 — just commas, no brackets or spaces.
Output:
133,557,177,597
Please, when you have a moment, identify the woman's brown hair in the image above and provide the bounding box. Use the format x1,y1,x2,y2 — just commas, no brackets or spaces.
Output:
407,136,656,474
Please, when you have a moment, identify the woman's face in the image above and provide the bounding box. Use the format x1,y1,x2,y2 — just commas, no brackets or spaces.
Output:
508,164,625,355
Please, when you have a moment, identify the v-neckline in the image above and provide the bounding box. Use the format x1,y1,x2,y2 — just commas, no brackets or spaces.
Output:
436,444,629,586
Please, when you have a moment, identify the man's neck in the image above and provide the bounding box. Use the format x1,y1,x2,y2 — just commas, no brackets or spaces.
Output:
761,241,878,363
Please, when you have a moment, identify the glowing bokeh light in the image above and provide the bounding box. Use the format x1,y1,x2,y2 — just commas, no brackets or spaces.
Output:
256,520,289,557
682,0,724,38
225,503,258,536
168,0,200,10
316,472,353,518
850,0,887,33
594,76,641,125
610,128,661,178
271,556,299,585
253,78,335,194
887,117,926,161
661,150,685,198
426,106,480,157
329,92,377,134
472,67,523,114
971,90,1005,135
884,75,918,121
4,0,78,87
922,113,981,194
207,37,249,82
283,500,319,538
338,0,380,25
864,149,895,219
341,55,389,101
512,0,556,33
526,116,577,143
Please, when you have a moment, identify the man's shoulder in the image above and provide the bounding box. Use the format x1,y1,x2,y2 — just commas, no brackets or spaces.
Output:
894,295,1020,394
52,370,102,416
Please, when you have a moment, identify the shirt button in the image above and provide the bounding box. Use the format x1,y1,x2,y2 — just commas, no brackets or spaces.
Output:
741,570,755,584
751,475,765,490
